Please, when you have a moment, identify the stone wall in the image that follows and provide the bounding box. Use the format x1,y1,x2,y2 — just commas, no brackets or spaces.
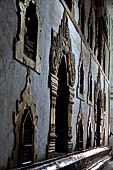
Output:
0,0,110,169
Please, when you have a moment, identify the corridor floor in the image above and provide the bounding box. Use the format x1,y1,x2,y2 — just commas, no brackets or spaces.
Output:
102,161,113,170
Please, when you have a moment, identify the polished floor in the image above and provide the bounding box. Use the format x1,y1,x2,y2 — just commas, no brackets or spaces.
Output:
102,161,113,170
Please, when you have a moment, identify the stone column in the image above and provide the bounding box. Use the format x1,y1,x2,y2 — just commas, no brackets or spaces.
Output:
48,73,58,158
67,86,74,153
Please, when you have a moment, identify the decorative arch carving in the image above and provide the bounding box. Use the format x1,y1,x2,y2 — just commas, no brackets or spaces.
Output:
48,10,75,158
15,0,41,73
9,71,38,168
50,11,75,87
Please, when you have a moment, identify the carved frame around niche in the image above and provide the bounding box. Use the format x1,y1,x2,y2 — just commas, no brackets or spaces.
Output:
77,52,85,101
94,68,102,105
15,0,41,73
94,68,104,147
10,71,38,168
48,10,75,158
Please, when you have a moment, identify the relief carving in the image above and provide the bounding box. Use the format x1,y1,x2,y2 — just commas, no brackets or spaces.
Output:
48,10,75,158
9,70,38,168
50,10,75,86
94,68,104,147
15,0,41,73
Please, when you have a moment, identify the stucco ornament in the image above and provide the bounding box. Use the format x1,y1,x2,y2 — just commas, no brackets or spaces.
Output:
10,70,38,168
50,10,75,86
15,0,41,73
48,10,75,158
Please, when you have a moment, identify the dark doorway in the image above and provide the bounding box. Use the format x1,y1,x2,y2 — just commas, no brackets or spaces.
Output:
18,107,34,166
76,118,83,151
55,57,68,153
96,96,101,146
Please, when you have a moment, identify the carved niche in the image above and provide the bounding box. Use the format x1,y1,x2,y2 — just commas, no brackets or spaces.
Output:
104,92,106,112
77,52,85,101
94,68,104,147
94,68,102,104
103,41,106,72
86,110,92,149
10,71,38,168
78,0,86,35
88,7,94,50
15,0,41,73
76,111,84,151
48,10,75,158
97,16,104,65
87,65,92,104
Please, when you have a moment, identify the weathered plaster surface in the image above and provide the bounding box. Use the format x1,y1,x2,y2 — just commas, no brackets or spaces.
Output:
0,0,110,168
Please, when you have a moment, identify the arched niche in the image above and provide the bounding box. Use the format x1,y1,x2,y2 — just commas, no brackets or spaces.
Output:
94,69,104,147
55,57,69,153
24,1,38,62
48,10,75,158
15,0,41,73
18,106,34,166
76,112,84,151
9,71,38,168
86,112,92,149
78,0,86,35
88,8,94,50
77,52,85,101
